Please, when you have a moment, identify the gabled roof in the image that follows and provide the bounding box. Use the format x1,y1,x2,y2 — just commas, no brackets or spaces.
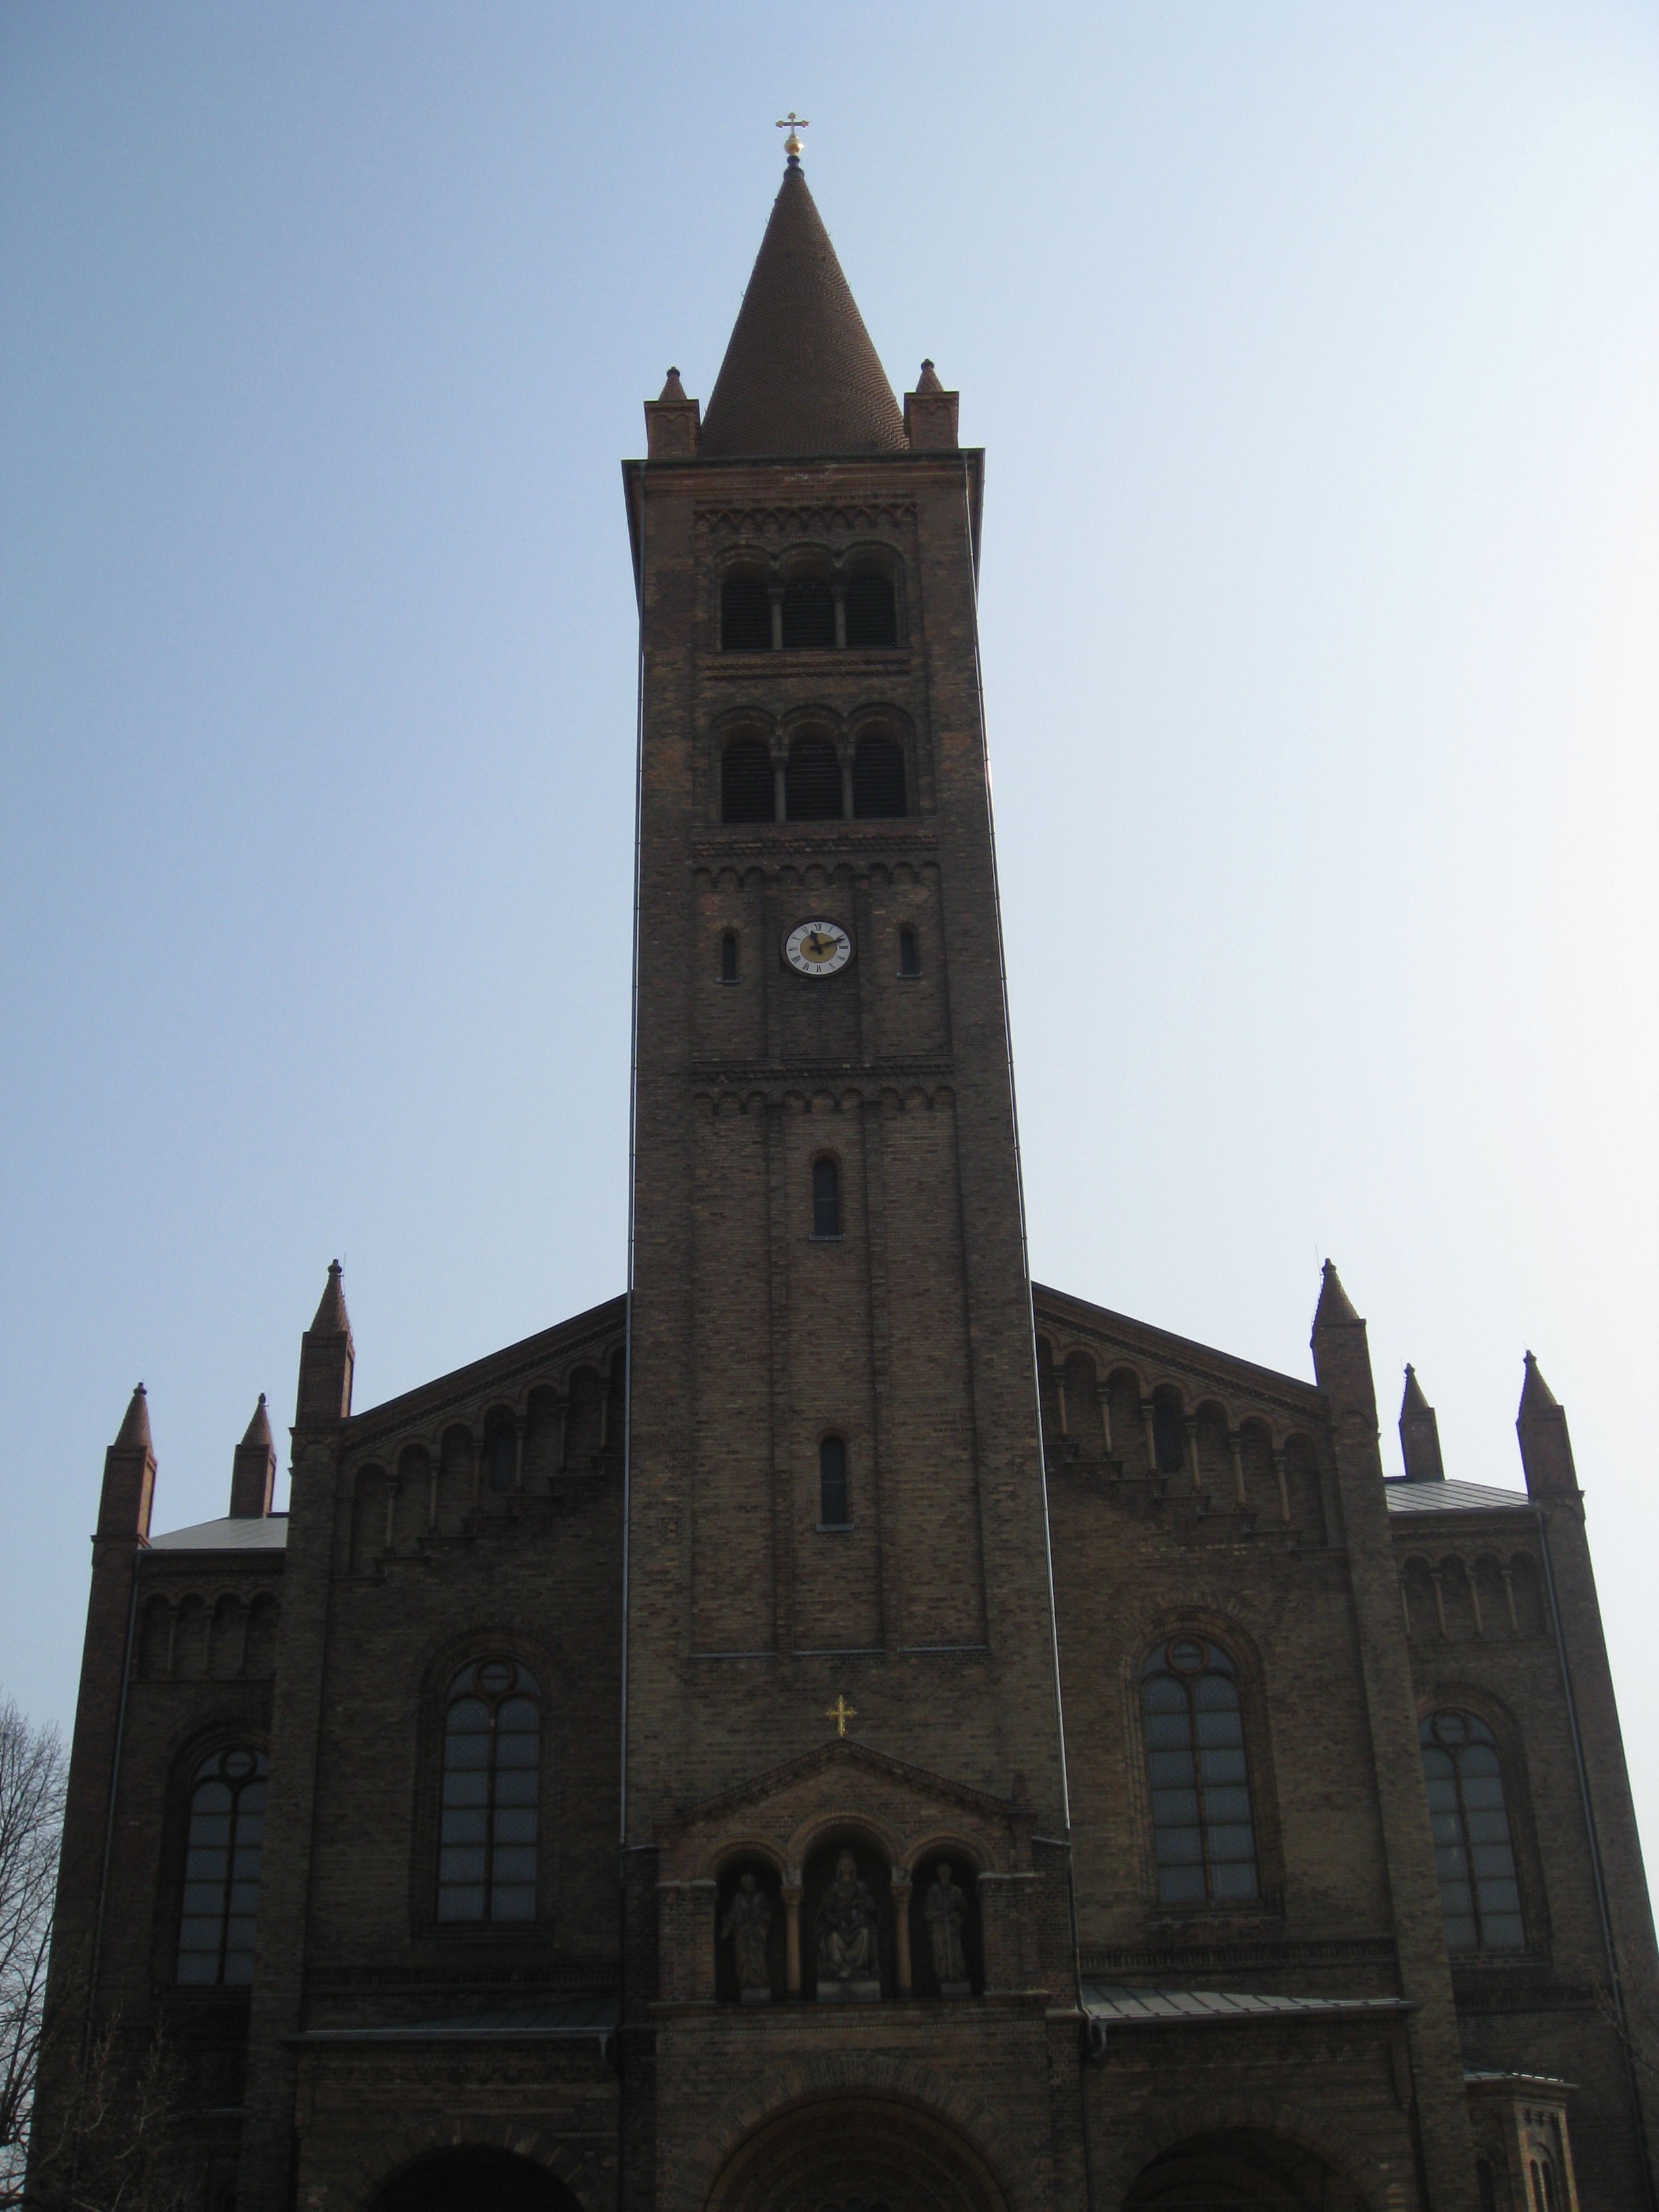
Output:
699,161,905,459
148,1513,289,1551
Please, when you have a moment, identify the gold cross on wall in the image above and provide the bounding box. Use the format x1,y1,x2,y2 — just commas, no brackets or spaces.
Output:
824,1694,857,1738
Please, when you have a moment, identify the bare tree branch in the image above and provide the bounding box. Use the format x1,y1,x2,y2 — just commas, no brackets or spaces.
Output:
0,1695,64,2210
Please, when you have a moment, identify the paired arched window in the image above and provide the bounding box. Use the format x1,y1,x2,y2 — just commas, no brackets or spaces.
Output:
819,1437,851,1528
1420,1711,1523,1950
812,1158,842,1238
177,1746,268,1984
438,1659,541,1923
1142,1639,1258,1904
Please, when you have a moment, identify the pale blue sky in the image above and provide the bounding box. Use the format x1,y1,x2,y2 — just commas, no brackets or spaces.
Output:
4,1,1656,1849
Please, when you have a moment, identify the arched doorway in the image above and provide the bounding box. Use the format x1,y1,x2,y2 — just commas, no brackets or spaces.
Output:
371,2147,583,2212
703,2093,1008,2212
1122,2127,1366,2211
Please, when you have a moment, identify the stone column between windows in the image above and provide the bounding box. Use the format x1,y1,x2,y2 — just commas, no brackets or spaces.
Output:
783,1877,802,1995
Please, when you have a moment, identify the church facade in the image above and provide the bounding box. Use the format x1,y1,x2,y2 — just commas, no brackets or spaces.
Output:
33,152,1659,2212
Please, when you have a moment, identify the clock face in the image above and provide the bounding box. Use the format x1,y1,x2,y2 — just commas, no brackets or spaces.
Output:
784,919,853,977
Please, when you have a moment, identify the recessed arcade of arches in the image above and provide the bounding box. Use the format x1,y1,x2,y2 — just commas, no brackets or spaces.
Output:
701,2093,1010,2212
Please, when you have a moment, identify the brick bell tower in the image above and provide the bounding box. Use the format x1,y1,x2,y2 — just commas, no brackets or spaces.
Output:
621,138,1079,2212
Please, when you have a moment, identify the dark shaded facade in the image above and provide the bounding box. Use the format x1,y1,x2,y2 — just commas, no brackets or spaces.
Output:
33,154,1659,2212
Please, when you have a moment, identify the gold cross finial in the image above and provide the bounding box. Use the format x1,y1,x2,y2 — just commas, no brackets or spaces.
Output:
776,112,809,163
824,1694,856,1739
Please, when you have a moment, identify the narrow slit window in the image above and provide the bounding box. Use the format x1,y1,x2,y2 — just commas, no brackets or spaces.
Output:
813,1157,841,1238
488,1424,515,1493
1141,1639,1258,1906
1152,1398,1186,1474
898,926,920,977
437,1659,541,1924
1420,1711,1525,1950
722,739,775,824
176,1748,268,1986
720,930,739,983
819,1437,851,1528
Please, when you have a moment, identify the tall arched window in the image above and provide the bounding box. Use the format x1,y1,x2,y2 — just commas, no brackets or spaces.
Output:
721,573,773,652
898,925,920,977
1420,1711,1523,1950
781,573,836,649
438,1660,541,1923
722,738,775,824
720,929,739,983
819,1437,851,1528
812,1157,842,1238
785,735,842,821
1151,1396,1187,1475
851,733,906,819
487,1420,516,1494
1141,1639,1258,1904
177,1747,268,1984
844,567,897,648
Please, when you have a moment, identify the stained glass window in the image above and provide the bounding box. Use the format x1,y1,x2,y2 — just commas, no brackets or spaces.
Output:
1420,1711,1524,1950
1141,1639,1258,1905
437,1660,540,1924
177,1747,268,1984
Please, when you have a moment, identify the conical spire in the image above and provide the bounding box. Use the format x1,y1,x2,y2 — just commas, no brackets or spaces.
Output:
310,1260,350,1336
113,1383,152,1452
240,1392,273,1448
657,368,689,403
915,358,944,393
1398,1365,1446,1483
699,162,905,459
1312,1258,1361,1332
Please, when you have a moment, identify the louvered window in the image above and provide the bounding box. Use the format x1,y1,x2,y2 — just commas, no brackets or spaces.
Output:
721,575,773,652
851,735,906,819
785,737,842,821
722,740,775,824
844,569,897,647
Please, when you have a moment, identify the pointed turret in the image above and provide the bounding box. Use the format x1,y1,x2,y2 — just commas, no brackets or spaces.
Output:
698,159,905,459
1309,1259,1378,1427
1517,1351,1578,1501
1398,1365,1446,1483
98,1385,156,1540
644,366,701,459
295,1261,354,1429
904,358,960,451
230,1393,278,1518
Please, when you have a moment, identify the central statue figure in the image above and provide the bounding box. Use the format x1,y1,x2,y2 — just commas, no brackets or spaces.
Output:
815,1849,881,1993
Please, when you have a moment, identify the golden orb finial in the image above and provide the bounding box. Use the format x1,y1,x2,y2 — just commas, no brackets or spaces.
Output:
775,111,809,164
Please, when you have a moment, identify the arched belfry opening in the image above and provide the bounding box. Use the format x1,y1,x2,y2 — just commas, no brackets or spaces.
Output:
371,2148,584,2212
702,2094,1010,2212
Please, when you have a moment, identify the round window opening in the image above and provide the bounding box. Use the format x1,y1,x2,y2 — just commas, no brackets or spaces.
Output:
478,1660,515,1695
1167,1638,1207,1673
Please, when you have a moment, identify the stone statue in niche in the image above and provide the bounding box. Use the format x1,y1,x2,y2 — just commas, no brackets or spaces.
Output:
815,1850,881,2001
924,1862,970,1995
720,1872,775,2002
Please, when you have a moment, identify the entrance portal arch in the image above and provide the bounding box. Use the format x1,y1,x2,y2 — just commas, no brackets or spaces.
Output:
371,2147,586,2212
703,2093,1010,2212
1122,2126,1370,2210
